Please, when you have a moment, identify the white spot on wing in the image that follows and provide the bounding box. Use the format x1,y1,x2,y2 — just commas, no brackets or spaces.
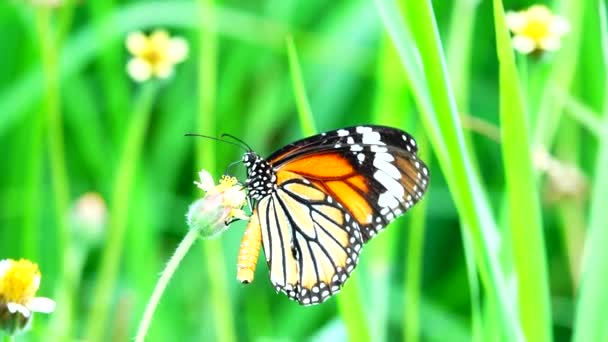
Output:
350,144,363,152
356,126,372,134
373,158,400,179
362,131,383,145
337,129,349,136
370,145,388,153
374,170,405,199
378,192,400,209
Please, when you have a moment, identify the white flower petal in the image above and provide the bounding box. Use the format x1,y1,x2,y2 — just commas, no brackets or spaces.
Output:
550,17,571,36
32,273,41,292
540,36,562,51
7,302,32,318
153,61,175,79
195,170,215,192
150,30,171,50
0,259,12,278
126,31,148,56
511,35,536,54
27,297,56,314
127,58,152,82
230,208,249,221
168,37,189,63
527,5,552,22
505,12,526,33
223,187,247,207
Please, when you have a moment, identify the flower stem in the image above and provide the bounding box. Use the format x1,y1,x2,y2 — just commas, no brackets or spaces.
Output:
35,7,73,340
134,228,200,342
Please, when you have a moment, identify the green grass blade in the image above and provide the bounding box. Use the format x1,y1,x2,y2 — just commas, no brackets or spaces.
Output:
403,133,429,342
286,35,370,342
573,1,608,341
35,7,74,339
375,0,523,339
84,82,160,342
196,2,236,342
286,36,316,136
533,0,585,146
492,1,552,340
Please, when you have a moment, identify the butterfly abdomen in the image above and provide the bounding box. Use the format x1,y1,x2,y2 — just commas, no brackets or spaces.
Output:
237,213,262,284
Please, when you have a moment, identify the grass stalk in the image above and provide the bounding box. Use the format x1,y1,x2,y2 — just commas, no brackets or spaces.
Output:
376,0,523,339
572,1,608,340
22,109,44,261
403,132,429,342
369,36,405,342
196,1,236,342
84,82,159,342
135,228,200,342
286,36,316,135
444,2,485,339
35,7,73,339
492,0,552,341
533,0,584,146
286,35,370,341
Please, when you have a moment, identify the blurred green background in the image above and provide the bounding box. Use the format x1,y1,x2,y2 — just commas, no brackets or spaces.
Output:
1,0,607,341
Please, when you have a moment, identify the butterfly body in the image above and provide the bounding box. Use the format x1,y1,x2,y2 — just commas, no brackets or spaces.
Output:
238,125,429,305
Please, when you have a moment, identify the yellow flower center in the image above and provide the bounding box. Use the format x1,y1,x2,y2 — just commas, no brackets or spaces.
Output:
218,175,239,189
520,5,553,41
521,19,550,41
0,260,40,304
141,47,164,66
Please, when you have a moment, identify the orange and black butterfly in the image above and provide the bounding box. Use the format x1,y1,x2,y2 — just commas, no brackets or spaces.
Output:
236,125,429,305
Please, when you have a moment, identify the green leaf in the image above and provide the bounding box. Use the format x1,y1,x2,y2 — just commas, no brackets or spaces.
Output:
573,2,608,341
492,0,552,341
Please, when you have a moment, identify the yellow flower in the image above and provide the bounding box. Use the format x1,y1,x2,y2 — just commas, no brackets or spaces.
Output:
0,259,55,334
125,30,189,82
187,170,249,238
506,5,570,54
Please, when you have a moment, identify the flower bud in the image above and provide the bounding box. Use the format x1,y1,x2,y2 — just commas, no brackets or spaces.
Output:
186,170,249,238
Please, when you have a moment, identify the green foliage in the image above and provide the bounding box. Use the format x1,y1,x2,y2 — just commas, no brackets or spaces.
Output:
0,0,604,341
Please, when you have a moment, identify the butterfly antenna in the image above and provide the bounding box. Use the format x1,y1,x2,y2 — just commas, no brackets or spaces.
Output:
184,133,249,152
220,133,253,152
224,159,243,175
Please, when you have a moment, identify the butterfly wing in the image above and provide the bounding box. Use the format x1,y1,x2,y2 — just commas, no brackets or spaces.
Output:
252,125,429,305
269,125,429,242
256,172,363,305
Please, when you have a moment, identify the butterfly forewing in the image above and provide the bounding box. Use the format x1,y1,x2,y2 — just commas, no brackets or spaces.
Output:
269,125,429,241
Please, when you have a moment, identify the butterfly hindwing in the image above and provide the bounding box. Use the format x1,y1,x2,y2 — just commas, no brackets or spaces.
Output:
256,173,363,305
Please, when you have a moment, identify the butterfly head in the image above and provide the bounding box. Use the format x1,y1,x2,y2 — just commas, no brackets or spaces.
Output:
242,152,277,201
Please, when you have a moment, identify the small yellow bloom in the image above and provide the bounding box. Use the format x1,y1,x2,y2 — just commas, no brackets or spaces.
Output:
0,259,55,334
506,5,570,54
125,30,189,82
187,170,249,238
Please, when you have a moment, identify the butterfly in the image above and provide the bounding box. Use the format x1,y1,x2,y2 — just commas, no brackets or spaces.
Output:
235,125,429,306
